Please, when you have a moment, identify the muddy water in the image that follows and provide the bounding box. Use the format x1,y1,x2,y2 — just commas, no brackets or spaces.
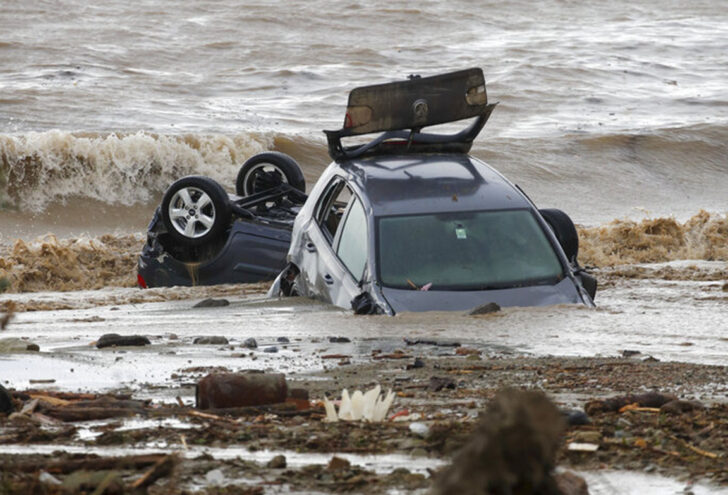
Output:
2,261,727,398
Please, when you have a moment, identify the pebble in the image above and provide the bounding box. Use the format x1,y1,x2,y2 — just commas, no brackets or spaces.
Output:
468,301,501,315
193,336,229,345
264,346,279,353
406,357,425,370
564,410,590,426
193,298,230,308
267,455,287,469
96,334,151,349
277,337,290,343
242,338,258,349
329,337,351,343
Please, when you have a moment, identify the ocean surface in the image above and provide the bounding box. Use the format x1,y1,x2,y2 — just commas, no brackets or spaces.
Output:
1,0,727,238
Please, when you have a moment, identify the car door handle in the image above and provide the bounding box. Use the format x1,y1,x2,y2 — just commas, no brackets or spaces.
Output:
305,242,316,253
323,274,334,285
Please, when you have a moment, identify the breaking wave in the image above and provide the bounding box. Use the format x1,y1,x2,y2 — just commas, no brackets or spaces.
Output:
579,210,728,266
0,131,274,212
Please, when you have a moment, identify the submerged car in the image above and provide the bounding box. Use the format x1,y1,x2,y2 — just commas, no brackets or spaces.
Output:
138,68,596,314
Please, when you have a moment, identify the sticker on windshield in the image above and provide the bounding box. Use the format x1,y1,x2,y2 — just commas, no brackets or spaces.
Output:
455,226,467,240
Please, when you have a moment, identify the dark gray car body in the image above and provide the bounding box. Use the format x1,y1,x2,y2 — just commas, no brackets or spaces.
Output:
269,152,594,314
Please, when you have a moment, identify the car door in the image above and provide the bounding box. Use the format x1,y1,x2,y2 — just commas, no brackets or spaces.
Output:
297,177,368,307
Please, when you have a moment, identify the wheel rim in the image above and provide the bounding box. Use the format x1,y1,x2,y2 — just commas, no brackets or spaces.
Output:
243,163,288,195
168,186,216,239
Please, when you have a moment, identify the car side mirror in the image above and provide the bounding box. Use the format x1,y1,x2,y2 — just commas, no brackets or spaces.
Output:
538,209,579,263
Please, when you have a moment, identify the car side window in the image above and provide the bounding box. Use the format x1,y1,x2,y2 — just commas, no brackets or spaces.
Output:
315,178,353,242
335,196,368,281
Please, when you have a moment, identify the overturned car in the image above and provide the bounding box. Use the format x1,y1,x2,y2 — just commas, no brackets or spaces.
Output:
138,68,596,314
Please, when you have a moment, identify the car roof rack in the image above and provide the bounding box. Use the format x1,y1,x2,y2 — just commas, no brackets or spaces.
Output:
324,68,496,161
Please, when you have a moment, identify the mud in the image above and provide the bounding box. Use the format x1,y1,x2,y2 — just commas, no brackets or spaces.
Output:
1,354,727,494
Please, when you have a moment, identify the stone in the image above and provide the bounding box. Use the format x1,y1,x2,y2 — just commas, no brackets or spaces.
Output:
263,346,279,353
277,337,290,343
468,302,501,315
327,456,351,472
196,373,288,409
404,338,461,347
242,338,258,349
407,357,425,370
267,455,287,469
193,298,230,308
193,336,229,345
564,409,590,426
329,336,351,343
96,334,150,349
428,376,456,392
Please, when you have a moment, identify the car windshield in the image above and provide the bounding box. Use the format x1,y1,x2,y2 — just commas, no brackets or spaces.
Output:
377,209,564,290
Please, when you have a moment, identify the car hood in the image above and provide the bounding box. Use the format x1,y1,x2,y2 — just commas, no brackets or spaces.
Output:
379,277,585,313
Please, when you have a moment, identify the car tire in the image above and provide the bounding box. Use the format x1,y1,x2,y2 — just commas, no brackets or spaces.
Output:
161,176,231,247
236,152,306,197
539,208,579,263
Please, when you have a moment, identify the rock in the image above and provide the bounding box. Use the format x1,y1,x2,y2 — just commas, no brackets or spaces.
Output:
277,337,290,343
407,357,425,370
468,302,501,315
428,376,456,392
404,337,461,347
193,298,230,308
267,455,287,469
329,336,351,343
0,277,10,293
563,409,590,426
193,336,229,345
660,399,704,414
0,337,40,353
621,350,641,358
327,456,351,472
96,334,150,349
242,338,258,349
554,471,589,495
0,384,14,414
263,346,279,353
196,372,287,409
431,389,566,495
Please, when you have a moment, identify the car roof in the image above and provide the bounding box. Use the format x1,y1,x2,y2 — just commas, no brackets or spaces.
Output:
336,153,533,217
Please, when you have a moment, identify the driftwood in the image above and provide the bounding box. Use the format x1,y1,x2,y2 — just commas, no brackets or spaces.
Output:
131,454,179,489
8,454,167,474
41,406,139,422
